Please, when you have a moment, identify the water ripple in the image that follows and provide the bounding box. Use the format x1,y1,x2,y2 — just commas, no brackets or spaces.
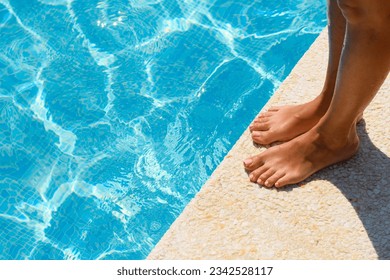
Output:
0,0,326,259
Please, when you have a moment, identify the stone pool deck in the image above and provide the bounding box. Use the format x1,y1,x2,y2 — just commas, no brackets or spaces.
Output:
148,30,390,260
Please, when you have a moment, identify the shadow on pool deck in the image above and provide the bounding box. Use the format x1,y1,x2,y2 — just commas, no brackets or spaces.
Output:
307,120,390,259
251,119,390,259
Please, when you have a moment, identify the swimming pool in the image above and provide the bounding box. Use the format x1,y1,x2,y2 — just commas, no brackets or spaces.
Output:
0,0,326,259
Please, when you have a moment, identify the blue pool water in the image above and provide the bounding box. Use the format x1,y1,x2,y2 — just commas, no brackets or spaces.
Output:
0,0,326,259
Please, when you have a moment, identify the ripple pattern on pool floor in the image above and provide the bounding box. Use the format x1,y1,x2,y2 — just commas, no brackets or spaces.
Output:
0,0,326,259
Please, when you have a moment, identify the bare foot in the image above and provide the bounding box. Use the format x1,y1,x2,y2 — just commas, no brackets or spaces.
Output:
243,126,359,188
249,96,329,145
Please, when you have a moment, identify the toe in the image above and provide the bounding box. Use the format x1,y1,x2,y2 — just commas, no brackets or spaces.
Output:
257,111,272,118
251,131,269,143
248,172,257,183
274,173,299,188
267,106,281,112
252,132,275,145
243,154,265,171
250,122,270,132
257,169,276,186
249,166,270,182
252,117,268,125
253,117,269,124
250,117,269,131
264,171,285,187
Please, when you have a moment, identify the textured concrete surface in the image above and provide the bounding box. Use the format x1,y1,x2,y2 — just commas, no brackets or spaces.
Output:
148,30,390,260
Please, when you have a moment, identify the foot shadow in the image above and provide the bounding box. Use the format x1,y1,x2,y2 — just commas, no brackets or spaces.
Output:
309,120,390,259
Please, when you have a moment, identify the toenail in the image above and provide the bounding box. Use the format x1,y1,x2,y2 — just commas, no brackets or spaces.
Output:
244,159,252,166
252,131,260,136
249,173,254,180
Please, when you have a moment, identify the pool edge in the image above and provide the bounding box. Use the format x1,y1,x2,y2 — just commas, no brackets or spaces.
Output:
147,29,390,260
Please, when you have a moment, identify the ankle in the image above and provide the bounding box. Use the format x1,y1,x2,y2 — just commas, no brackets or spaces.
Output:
314,125,359,151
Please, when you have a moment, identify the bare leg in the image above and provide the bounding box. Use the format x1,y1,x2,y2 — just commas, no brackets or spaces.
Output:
250,0,346,145
245,0,390,188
